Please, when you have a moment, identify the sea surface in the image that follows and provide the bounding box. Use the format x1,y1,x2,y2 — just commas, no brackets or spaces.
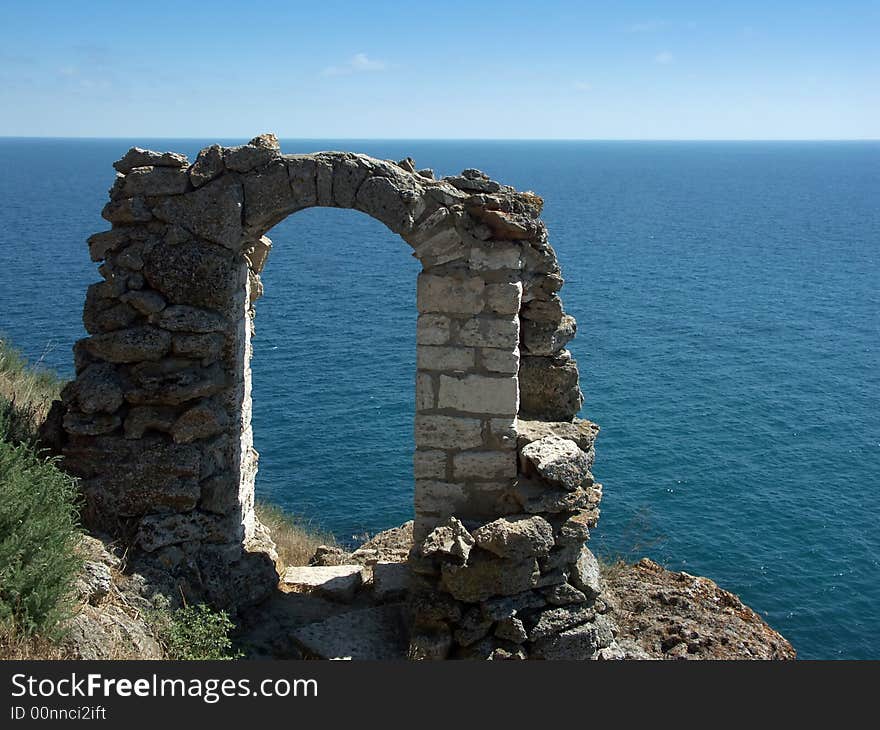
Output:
0,138,877,659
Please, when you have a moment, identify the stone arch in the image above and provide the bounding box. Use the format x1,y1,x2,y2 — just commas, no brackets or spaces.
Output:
61,134,610,659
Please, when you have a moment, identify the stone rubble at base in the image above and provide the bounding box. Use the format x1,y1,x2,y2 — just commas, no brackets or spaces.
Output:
59,133,615,659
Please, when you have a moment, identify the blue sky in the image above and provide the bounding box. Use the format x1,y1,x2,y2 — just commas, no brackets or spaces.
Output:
0,0,877,139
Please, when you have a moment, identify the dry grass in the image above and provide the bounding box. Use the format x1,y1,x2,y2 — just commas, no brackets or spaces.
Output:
0,627,76,659
0,336,64,441
254,501,339,569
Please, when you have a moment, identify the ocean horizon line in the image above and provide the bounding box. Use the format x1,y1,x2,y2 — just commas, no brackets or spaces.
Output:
1,136,878,143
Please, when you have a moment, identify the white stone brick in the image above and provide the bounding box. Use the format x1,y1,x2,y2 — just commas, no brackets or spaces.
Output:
414,450,448,480
416,372,435,411
468,243,523,271
415,414,483,449
414,480,467,513
457,315,519,349
453,450,517,480
417,273,485,314
437,374,519,416
481,346,520,374
416,314,451,345
485,281,523,315
417,345,475,371
489,417,518,449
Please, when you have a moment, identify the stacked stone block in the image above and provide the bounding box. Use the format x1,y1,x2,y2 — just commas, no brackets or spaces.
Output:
62,134,614,657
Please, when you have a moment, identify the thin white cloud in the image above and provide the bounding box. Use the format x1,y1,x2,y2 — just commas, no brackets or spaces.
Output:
654,51,674,65
573,81,593,92
322,53,388,77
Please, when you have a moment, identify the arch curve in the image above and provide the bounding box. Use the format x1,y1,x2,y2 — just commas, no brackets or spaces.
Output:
61,134,606,659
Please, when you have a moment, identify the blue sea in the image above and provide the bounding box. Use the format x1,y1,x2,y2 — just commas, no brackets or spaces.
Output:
0,138,878,659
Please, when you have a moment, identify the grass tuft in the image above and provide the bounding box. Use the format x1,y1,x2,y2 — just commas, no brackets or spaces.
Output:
254,501,338,568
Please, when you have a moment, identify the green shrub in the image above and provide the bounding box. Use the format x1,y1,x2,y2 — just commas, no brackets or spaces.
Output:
0,402,82,638
153,603,241,660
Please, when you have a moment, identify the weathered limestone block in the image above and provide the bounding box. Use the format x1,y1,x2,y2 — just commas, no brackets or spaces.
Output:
157,305,228,333
519,351,584,421
517,418,599,453
153,176,243,249
571,545,602,599
62,412,121,436
539,541,583,573
284,155,318,206
553,509,594,545
102,196,153,224
242,160,298,233
437,374,518,415
472,515,554,561
87,229,130,262
315,158,332,205
495,616,528,643
355,173,418,233
84,326,171,363
372,562,410,601
480,347,520,374
121,166,190,198
331,154,373,208
456,315,519,349
416,314,451,345
123,405,177,439
114,147,188,174
542,582,588,606
417,274,484,314
421,517,474,563
414,415,483,449
525,604,597,642
487,417,518,449
484,281,523,315
452,451,516,481
171,400,228,444
143,240,239,310
521,314,577,356
413,450,447,480
82,283,138,334
81,467,199,516
224,143,278,173
125,361,227,406
415,372,435,411
198,472,240,515
136,511,241,552
441,552,540,603
404,208,466,266
414,480,467,515
282,565,365,603
189,144,225,188
480,590,546,622
416,345,474,372
530,615,616,660
453,607,494,647
510,478,602,516
120,289,166,315
171,332,226,363
65,362,123,414
521,295,563,321
244,236,272,274
520,435,593,491
468,242,522,271
467,207,538,240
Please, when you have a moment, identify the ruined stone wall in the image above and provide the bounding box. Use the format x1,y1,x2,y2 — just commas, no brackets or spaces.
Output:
60,134,615,658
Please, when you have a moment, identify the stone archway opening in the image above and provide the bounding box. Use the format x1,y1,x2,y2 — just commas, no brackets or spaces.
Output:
61,134,612,659
252,205,420,538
